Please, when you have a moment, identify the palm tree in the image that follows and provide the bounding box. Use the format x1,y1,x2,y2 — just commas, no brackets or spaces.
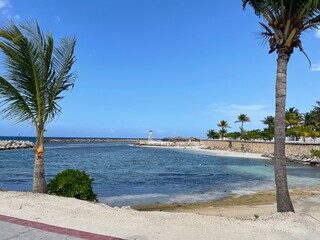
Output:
0,21,76,193
207,129,219,139
285,107,303,128
217,120,230,139
262,115,274,134
235,114,250,139
305,101,320,129
243,0,320,212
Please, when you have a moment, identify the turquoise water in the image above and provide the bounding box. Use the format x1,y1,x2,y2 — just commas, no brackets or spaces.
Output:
0,141,319,206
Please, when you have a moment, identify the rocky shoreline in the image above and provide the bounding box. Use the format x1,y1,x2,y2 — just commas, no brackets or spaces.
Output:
0,140,34,150
261,153,320,167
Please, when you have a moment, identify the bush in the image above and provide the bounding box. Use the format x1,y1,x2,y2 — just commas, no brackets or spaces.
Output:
311,149,320,158
48,169,98,202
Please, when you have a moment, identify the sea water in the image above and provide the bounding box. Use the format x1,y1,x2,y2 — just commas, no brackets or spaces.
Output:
0,140,319,206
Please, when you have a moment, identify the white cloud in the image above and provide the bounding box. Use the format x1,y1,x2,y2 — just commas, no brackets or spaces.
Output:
316,29,320,39
311,63,320,71
210,103,268,116
0,0,21,21
0,0,10,9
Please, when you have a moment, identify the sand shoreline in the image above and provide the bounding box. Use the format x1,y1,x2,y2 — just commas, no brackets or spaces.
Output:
138,143,272,159
0,190,319,239
133,188,320,218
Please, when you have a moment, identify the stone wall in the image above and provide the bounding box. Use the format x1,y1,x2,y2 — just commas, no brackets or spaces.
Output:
200,140,320,156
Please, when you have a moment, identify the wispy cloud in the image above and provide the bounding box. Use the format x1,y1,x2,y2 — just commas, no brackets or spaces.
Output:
208,102,273,129
209,103,268,116
0,0,20,21
311,63,320,71
316,29,320,39
0,0,10,9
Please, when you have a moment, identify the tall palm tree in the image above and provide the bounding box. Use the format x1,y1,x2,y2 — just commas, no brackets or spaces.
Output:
217,120,230,139
243,0,320,212
0,21,76,193
262,115,275,133
235,113,250,139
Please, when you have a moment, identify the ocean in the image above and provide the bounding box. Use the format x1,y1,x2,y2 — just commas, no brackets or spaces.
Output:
0,138,319,206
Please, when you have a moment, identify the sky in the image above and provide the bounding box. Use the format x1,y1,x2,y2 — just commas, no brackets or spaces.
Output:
0,0,319,139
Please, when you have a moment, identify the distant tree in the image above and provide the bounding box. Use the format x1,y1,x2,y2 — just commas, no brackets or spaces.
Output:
243,129,273,141
262,116,274,135
235,114,250,139
299,126,312,142
217,120,230,139
207,129,219,139
225,131,241,140
286,127,301,141
0,21,76,193
305,101,320,129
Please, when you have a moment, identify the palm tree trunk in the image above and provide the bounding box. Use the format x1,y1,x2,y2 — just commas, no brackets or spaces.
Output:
241,122,244,139
274,48,294,212
32,126,47,193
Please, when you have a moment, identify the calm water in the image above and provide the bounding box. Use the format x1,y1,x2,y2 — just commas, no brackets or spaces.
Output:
0,140,320,206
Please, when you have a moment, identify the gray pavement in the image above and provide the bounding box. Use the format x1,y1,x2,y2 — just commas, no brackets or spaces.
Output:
0,221,83,240
0,215,123,240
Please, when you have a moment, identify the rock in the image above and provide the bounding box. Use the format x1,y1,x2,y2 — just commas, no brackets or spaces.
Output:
0,140,34,151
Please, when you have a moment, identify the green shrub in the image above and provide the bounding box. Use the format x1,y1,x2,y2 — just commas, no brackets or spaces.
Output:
311,149,320,158
48,169,98,202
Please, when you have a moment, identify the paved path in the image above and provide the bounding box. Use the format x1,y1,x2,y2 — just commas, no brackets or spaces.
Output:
0,215,123,240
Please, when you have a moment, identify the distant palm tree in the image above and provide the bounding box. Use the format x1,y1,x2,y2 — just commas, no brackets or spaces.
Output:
217,120,230,139
235,114,250,139
262,115,274,134
285,107,303,128
0,21,76,193
243,0,320,212
305,101,320,129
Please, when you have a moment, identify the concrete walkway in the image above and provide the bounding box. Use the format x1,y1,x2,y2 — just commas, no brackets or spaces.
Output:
0,215,123,240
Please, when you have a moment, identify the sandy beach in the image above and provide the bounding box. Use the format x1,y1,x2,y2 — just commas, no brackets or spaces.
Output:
139,142,272,160
0,190,320,240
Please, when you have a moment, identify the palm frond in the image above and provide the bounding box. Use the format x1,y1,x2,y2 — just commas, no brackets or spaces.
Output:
0,20,77,127
0,76,36,124
45,36,76,123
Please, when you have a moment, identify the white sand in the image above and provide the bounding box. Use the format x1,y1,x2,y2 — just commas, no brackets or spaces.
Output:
0,191,320,240
144,144,271,159
179,147,271,159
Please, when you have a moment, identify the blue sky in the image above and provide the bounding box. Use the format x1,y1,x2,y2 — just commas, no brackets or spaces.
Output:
0,0,319,139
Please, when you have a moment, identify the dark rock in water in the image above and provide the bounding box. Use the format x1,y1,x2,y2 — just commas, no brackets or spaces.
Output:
0,140,34,150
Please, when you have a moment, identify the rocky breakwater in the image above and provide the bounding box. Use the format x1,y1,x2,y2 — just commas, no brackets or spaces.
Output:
0,140,35,150
262,153,320,167
45,138,139,143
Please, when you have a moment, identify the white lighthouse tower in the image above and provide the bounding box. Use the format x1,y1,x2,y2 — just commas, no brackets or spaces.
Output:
148,130,153,141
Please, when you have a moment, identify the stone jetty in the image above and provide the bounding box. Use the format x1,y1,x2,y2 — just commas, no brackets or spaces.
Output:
0,140,34,150
44,138,140,143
